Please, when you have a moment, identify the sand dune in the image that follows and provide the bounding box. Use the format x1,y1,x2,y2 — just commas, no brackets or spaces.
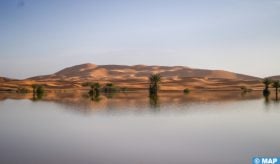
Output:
0,63,266,91
268,75,280,80
0,77,14,82
28,63,260,81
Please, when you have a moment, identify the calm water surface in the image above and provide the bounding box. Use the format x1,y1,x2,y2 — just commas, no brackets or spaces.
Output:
0,91,279,164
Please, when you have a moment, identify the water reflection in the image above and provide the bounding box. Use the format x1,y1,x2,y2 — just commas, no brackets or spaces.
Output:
0,91,267,112
261,86,280,105
264,94,270,105
104,92,116,99
240,91,248,97
0,91,279,164
91,94,102,102
149,94,160,109
83,92,102,102
262,90,280,105
32,91,44,101
275,90,279,101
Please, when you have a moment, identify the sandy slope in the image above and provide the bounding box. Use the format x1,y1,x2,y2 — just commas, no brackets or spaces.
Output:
29,63,260,81
0,63,264,91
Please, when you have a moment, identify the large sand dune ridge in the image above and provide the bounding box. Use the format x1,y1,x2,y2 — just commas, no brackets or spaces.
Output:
0,63,268,91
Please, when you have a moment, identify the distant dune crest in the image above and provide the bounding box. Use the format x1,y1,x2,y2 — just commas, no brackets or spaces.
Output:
28,63,260,81
268,75,280,80
0,77,13,82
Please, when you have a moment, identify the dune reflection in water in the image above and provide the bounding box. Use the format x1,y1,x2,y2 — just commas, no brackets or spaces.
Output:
0,90,266,113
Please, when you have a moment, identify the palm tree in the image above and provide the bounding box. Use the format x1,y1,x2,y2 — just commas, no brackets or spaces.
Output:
149,73,161,95
272,80,280,100
262,78,272,96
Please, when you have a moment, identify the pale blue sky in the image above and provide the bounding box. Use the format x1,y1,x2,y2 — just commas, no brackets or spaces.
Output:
0,0,279,79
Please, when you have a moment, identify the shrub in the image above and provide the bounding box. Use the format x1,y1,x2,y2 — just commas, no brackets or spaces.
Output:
36,85,45,94
103,83,119,93
16,87,30,93
121,87,128,92
183,88,190,94
31,84,45,100
240,86,252,92
82,82,91,87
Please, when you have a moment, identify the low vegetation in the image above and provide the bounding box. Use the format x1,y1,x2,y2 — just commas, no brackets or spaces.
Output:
16,87,30,93
83,82,120,95
90,83,101,96
31,84,45,100
82,82,101,98
103,83,119,93
121,87,128,92
240,86,252,93
31,84,45,94
183,88,190,94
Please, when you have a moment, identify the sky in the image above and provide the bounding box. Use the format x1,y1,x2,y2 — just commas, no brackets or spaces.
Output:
0,0,280,79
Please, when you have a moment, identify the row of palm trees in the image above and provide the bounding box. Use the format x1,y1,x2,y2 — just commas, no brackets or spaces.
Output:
82,73,162,97
29,75,279,101
149,74,280,99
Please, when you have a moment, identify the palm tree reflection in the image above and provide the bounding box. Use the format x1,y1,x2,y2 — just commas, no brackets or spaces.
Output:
149,94,160,110
264,94,270,105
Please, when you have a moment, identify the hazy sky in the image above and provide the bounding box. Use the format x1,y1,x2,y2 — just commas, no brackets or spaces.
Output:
0,0,280,79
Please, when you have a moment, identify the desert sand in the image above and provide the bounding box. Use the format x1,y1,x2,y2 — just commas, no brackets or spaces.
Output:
0,63,266,92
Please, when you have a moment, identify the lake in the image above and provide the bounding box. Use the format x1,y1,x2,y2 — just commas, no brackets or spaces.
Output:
0,91,279,164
